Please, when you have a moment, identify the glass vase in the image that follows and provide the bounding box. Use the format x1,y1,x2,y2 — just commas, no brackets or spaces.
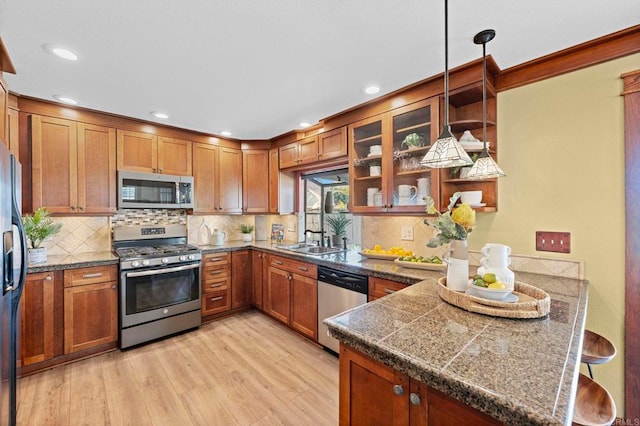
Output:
445,239,469,291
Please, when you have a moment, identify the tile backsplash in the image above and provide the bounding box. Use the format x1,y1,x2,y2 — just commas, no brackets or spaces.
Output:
40,211,584,280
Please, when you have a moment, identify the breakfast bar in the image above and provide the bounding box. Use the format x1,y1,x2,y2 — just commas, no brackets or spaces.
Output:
325,271,589,425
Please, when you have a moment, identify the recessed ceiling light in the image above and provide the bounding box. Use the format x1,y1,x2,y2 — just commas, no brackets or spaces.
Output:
364,85,380,95
299,122,311,128
220,131,232,137
44,44,79,61
151,111,169,119
53,95,78,105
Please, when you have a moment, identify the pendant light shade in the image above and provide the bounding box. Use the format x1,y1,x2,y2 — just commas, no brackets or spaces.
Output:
421,0,473,169
466,29,506,179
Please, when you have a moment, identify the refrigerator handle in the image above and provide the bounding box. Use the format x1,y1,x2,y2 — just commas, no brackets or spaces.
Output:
10,189,27,296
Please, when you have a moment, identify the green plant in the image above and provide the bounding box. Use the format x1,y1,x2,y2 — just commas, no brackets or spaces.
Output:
401,133,426,149
325,214,352,237
22,207,63,249
240,224,254,234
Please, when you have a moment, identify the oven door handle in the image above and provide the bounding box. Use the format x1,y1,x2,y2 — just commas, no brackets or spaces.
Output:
125,263,200,278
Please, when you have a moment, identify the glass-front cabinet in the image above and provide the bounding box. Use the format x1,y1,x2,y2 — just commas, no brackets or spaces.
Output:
349,98,439,213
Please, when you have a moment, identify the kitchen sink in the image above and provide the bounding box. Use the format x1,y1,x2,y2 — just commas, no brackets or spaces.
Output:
276,243,346,256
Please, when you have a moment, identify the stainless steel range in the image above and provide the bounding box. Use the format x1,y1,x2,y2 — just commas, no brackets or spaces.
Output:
113,224,201,349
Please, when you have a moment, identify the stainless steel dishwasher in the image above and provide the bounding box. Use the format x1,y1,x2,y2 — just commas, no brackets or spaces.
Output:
317,266,368,355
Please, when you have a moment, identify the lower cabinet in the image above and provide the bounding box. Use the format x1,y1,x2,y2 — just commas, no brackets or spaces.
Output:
251,250,268,310
265,254,318,340
21,271,57,366
201,252,231,316
369,277,409,301
21,266,118,372
340,345,499,426
231,250,252,309
63,265,118,354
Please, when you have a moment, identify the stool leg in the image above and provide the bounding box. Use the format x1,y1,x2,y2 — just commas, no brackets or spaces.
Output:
587,363,593,379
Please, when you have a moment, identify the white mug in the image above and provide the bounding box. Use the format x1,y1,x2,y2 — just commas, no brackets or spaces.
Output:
398,185,417,198
369,145,382,155
367,187,380,196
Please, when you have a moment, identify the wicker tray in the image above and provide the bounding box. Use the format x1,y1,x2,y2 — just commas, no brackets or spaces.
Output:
437,278,551,319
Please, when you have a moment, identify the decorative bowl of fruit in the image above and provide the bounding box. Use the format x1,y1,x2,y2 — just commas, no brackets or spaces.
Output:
468,273,514,301
394,255,446,271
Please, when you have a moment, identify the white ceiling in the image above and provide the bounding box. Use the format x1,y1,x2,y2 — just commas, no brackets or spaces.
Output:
1,0,638,140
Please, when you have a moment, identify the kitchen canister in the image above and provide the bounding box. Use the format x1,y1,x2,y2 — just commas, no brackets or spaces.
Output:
211,229,227,246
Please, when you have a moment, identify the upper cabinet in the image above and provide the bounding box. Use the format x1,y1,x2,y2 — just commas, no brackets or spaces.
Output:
7,101,19,158
268,148,294,214
242,149,269,213
349,98,440,214
31,115,116,214
116,130,192,176
0,38,16,147
439,81,498,212
279,126,347,169
193,143,242,214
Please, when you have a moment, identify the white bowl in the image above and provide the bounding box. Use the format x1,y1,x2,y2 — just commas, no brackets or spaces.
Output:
460,190,482,205
468,283,513,301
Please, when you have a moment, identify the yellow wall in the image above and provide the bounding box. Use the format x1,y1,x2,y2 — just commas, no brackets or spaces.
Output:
487,53,640,415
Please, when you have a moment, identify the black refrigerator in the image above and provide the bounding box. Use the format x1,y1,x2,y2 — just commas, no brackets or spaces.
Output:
0,141,26,426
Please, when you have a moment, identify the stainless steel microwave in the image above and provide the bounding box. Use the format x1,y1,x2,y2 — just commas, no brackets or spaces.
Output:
117,171,194,209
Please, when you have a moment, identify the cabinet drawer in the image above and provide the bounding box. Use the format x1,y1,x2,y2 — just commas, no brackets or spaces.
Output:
203,252,230,267
202,289,230,315
203,264,231,279
268,255,317,278
64,265,118,287
369,277,408,300
202,277,230,293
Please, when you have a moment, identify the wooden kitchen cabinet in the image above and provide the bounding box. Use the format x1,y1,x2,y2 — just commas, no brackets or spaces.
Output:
268,148,295,214
242,149,269,213
0,75,7,144
279,127,348,170
340,345,498,425
193,143,242,214
31,115,117,214
438,81,498,212
116,131,192,176
201,252,231,317
7,105,19,157
231,250,252,309
369,277,409,301
317,126,347,162
349,98,440,214
21,272,56,366
266,254,317,340
251,250,268,309
63,265,118,354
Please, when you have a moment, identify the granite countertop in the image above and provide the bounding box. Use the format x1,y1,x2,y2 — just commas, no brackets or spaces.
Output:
325,272,588,425
27,251,118,273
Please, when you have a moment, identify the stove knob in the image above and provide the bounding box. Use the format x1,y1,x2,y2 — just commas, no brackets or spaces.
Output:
161,258,169,264
131,261,140,268
142,260,150,266
179,255,187,261
187,255,194,260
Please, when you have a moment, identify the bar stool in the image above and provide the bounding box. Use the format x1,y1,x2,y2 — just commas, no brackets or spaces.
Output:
581,329,616,379
572,373,616,426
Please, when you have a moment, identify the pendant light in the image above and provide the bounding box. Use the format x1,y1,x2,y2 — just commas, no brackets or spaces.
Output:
421,0,473,169
465,29,506,179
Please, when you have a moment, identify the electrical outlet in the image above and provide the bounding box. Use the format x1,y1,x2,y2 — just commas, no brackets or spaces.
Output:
401,226,414,241
536,231,571,253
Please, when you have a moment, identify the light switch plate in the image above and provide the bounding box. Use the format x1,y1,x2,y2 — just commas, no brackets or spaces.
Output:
536,231,571,253
401,227,414,241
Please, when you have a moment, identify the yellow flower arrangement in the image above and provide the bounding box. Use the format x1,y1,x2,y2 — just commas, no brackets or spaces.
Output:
424,192,476,247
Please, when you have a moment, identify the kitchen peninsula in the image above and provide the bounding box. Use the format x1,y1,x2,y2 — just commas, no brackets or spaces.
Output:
326,271,588,425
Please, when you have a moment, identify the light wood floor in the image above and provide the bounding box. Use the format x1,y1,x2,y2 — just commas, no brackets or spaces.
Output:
17,310,339,425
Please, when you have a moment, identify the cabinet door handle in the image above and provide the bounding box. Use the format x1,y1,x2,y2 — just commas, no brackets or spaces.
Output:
45,275,52,281
273,260,283,265
159,168,163,173
209,270,223,275
70,206,76,211
210,296,223,302
82,272,103,278
111,285,117,289
384,288,397,294
209,283,224,288
208,257,224,262
410,393,421,405
78,206,84,211
298,266,308,272
288,275,292,281
393,385,404,396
